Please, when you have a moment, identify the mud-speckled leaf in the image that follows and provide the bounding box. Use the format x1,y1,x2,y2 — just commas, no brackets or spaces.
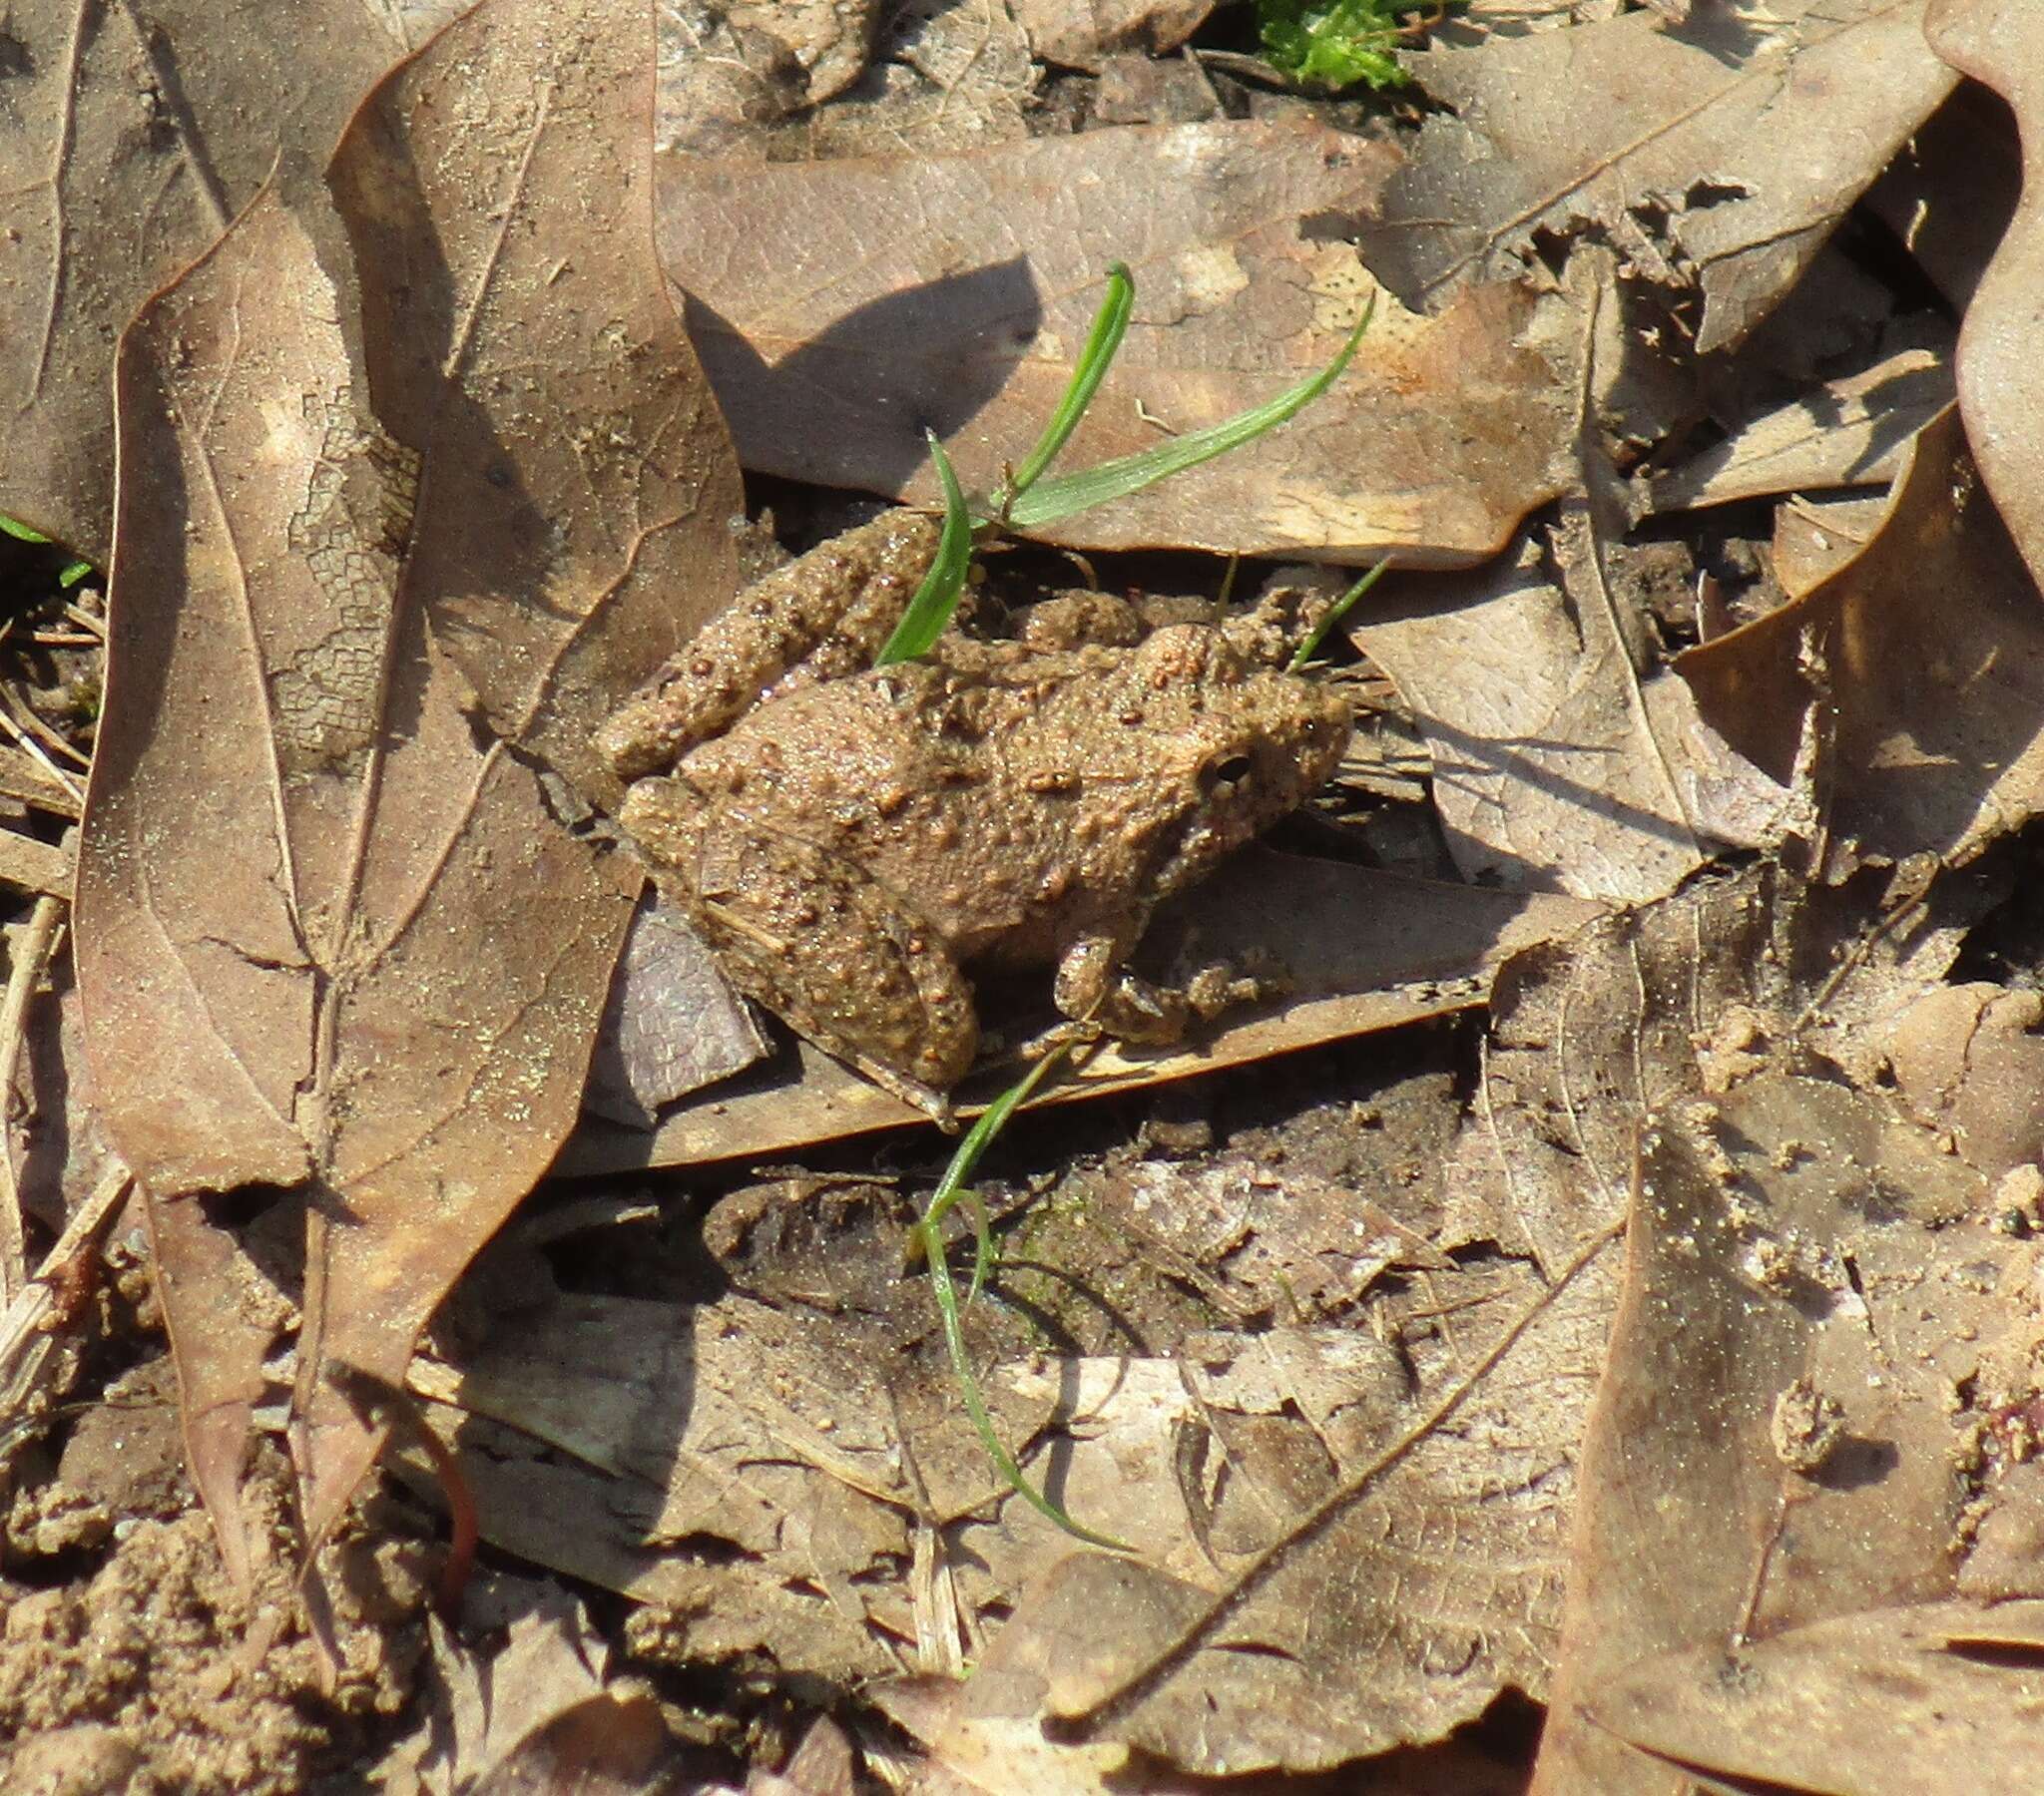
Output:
661,118,1579,565
1376,0,1956,353
74,0,745,1572
0,0,463,562
1579,1600,2044,1796
1535,1078,2032,1792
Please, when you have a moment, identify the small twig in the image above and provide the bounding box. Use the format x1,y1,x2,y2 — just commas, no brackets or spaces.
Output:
0,894,64,1305
0,684,89,773
0,702,85,804
0,1163,133,1464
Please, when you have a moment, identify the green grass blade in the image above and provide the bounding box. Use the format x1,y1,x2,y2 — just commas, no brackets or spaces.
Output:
994,263,1135,514
0,515,52,545
908,1045,1133,1552
1288,555,1392,672
1004,292,1375,532
875,432,975,666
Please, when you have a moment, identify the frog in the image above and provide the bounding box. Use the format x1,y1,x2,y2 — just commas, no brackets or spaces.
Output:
595,509,1352,1123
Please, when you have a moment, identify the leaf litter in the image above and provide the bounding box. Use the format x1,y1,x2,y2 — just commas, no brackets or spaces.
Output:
75,0,746,1584
11,0,2044,1789
0,0,461,564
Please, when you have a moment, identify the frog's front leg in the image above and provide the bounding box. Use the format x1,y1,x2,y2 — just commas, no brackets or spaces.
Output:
597,510,942,780
620,777,977,1125
1052,931,1190,1046
1051,933,1285,1052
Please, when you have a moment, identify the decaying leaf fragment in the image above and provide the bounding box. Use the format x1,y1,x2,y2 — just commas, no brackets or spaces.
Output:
1679,406,2044,876
1376,0,1957,352
0,0,428,562
74,0,745,1574
662,117,1579,564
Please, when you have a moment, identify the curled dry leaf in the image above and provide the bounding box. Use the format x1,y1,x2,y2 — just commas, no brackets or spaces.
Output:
0,0,420,561
74,0,745,1575
1644,342,1955,516
1352,543,1791,904
1377,0,1957,352
376,1594,665,1796
1858,82,2022,314
1679,406,2044,876
1926,0,2044,590
661,117,1579,564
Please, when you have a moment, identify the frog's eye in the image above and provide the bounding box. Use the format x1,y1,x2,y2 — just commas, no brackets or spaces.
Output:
1202,753,1255,794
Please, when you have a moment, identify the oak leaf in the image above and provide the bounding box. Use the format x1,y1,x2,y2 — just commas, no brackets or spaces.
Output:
75,0,745,1576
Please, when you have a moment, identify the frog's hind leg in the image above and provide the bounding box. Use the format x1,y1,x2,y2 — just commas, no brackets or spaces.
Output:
644,799,977,1125
597,511,943,779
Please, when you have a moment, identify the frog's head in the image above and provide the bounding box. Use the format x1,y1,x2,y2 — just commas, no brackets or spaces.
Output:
1119,625,1350,889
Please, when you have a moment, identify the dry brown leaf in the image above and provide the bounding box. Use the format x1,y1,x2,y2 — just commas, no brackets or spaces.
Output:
74,0,746,1575
0,0,423,561
0,826,71,899
1583,1600,2044,1796
1645,343,1955,515
1926,0,2044,595
404,1151,1614,1772
1351,541,1789,903
1536,1076,2041,1791
395,1275,1062,1682
658,0,886,159
1429,861,2003,1790
1769,491,1890,598
1009,0,1214,71
1680,406,2044,876
563,850,1603,1170
973,1243,1619,1773
658,0,1034,163
661,118,1580,564
1886,982,2044,1177
584,899,769,1126
786,0,1038,160
1376,0,1957,352
377,1594,655,1795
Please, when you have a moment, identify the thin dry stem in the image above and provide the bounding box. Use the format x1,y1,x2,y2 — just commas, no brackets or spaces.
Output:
0,893,66,1304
